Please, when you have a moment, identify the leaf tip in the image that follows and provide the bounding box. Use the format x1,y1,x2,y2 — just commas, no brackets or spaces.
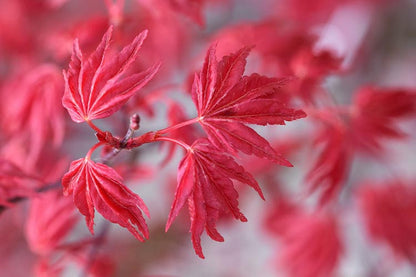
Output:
86,218,95,235
275,156,293,167
165,216,174,233
104,25,114,38
240,215,248,222
297,109,308,119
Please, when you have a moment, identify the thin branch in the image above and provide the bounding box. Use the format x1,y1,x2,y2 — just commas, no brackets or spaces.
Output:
0,181,62,214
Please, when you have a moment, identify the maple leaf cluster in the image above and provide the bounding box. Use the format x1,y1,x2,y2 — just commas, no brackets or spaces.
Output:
0,0,416,276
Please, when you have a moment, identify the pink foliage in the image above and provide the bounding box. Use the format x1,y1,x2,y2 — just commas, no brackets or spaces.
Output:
278,211,343,277
62,158,150,241
358,181,416,261
0,0,415,276
62,26,160,123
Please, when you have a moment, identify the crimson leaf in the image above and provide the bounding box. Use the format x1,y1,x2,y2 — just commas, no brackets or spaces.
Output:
166,139,263,258
62,25,160,123
62,158,149,241
351,86,416,153
306,123,352,205
26,190,78,255
0,159,41,207
192,44,306,165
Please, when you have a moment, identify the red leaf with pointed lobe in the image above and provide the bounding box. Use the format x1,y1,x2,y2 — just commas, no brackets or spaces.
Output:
265,199,343,277
263,197,299,237
34,257,65,277
166,139,262,258
34,240,115,277
358,181,416,261
306,122,352,205
62,26,160,123
212,21,341,103
289,48,341,103
192,44,306,165
168,0,205,26
138,0,209,26
0,159,41,207
351,86,416,154
0,65,65,164
26,190,78,255
202,120,289,164
62,158,149,241
278,211,343,277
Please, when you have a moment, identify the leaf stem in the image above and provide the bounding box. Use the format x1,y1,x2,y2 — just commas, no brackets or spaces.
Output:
86,142,106,161
154,136,191,151
86,120,104,135
156,117,200,135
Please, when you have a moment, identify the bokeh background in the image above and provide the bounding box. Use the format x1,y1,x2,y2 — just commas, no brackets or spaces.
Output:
1,0,416,276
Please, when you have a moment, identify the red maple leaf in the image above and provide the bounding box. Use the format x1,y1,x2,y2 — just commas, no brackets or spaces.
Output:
278,211,343,277
168,0,205,26
26,190,78,256
358,181,416,261
61,158,149,241
1,65,65,164
351,86,416,154
306,122,352,205
0,159,42,208
62,25,160,123
166,139,263,258
192,44,306,165
212,21,341,103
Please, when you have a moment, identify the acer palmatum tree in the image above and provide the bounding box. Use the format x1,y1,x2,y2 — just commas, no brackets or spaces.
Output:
1,0,416,276
62,27,305,258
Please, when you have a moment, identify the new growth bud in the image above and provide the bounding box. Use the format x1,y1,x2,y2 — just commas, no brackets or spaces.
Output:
130,114,141,131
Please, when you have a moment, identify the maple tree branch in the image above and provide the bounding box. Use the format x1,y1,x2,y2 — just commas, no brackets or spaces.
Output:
99,114,141,163
81,222,110,277
0,181,62,214
96,115,195,162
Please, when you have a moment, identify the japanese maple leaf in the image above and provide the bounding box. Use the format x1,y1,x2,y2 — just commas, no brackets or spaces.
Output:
351,86,416,154
1,65,65,164
263,195,299,237
264,197,343,277
306,122,352,205
138,0,206,26
34,239,115,277
358,181,416,261
212,21,340,103
26,190,78,255
62,158,149,241
166,139,263,258
168,0,205,26
192,44,306,165
278,211,343,277
0,159,41,208
62,25,160,123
